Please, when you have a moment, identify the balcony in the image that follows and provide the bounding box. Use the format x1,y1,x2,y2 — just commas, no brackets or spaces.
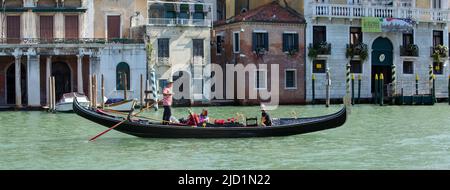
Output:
430,45,449,61
346,43,368,60
400,44,419,57
157,57,170,66
147,18,212,27
311,3,450,23
309,42,332,55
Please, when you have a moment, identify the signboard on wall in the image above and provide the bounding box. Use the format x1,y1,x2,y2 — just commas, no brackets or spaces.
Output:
362,17,382,33
362,17,416,33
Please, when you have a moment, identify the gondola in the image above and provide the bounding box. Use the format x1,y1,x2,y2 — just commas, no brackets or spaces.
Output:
73,98,347,138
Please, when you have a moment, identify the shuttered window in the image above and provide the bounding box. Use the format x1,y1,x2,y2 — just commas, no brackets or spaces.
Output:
282,33,299,52
158,38,170,58
252,32,269,51
6,16,21,43
65,15,79,39
107,15,121,39
40,15,54,40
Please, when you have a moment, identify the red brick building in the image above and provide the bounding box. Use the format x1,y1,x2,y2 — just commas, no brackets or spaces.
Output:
212,1,306,105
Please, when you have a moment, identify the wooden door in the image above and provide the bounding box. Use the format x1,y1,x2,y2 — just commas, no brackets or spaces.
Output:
40,15,54,40
107,15,121,39
6,16,21,43
65,15,79,39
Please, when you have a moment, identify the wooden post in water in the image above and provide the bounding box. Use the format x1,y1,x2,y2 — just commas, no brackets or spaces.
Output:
123,73,128,100
325,68,331,107
88,75,93,107
93,75,97,108
357,75,361,104
448,75,450,105
51,77,56,112
140,74,144,108
311,74,315,104
146,79,150,109
380,73,384,106
48,77,53,111
101,74,105,109
374,74,378,104
432,74,436,104
415,74,419,95
351,74,355,105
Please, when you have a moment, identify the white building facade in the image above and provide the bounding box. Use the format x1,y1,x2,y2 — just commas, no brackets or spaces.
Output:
133,0,213,105
304,0,450,102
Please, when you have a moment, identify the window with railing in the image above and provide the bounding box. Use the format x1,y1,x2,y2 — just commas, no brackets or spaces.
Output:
158,38,170,65
400,31,418,57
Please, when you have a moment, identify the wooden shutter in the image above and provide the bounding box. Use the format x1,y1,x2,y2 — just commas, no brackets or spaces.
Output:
282,34,288,52
294,33,299,50
40,16,54,40
107,16,121,39
65,15,79,39
6,16,21,43
252,33,257,51
264,33,269,50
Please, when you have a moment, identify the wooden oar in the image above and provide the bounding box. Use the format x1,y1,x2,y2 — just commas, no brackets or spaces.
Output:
89,100,158,142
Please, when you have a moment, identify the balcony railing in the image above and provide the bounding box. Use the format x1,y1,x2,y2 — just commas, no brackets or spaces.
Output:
400,44,419,57
309,42,332,55
0,38,144,45
147,18,212,27
430,46,449,60
312,3,450,23
157,57,170,65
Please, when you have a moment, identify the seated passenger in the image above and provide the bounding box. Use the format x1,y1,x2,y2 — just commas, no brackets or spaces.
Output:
186,111,200,126
260,104,272,126
199,109,209,123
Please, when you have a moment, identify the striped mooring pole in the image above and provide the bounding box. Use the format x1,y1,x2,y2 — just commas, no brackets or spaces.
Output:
391,64,396,104
374,74,379,104
150,68,158,111
432,74,436,104
312,73,316,104
429,64,434,95
380,73,384,106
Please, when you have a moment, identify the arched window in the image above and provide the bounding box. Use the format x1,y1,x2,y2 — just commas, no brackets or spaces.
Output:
116,62,130,90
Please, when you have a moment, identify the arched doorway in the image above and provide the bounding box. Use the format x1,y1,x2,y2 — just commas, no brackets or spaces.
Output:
52,62,72,101
371,37,393,93
6,63,27,105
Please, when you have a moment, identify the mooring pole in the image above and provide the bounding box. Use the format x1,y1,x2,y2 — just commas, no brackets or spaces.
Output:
140,74,144,108
346,63,351,105
415,74,419,95
432,74,436,104
101,74,105,109
448,74,450,105
358,74,361,104
326,68,331,107
380,73,384,106
312,73,316,105
124,73,128,100
374,74,379,104
88,74,92,108
351,74,355,105
391,64,396,105
429,64,433,95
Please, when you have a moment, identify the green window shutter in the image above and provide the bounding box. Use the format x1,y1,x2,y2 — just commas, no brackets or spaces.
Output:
252,33,257,51
264,33,269,50
294,33,299,51
282,34,288,52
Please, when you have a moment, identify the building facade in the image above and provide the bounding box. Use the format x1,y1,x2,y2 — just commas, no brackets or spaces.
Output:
132,0,214,105
213,1,306,105
304,0,450,102
0,0,147,108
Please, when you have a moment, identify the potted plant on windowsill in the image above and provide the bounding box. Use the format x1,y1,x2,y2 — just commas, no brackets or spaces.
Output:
432,44,448,62
253,47,267,58
285,48,298,57
406,44,419,56
345,43,368,62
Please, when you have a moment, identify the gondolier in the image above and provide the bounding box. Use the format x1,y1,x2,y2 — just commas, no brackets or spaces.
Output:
162,79,174,125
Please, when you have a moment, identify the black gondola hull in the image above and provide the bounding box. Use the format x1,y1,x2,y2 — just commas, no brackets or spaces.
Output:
73,99,347,138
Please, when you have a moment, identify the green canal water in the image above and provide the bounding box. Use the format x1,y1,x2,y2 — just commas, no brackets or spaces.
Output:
1,104,450,170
